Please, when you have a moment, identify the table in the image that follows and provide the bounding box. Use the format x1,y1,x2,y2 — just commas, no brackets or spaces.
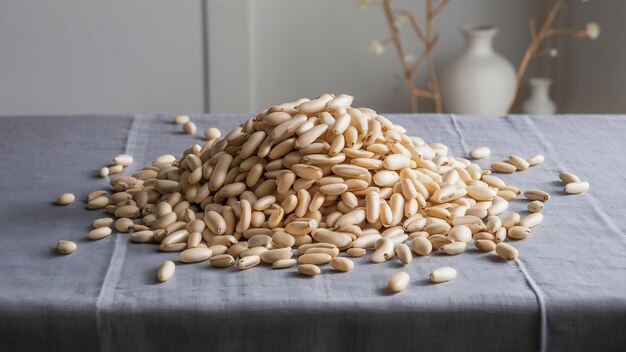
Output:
0,114,625,352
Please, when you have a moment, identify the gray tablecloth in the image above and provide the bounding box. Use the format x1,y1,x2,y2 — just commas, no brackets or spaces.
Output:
0,113,624,352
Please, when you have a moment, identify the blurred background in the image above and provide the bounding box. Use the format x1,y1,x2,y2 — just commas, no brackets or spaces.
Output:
0,0,622,115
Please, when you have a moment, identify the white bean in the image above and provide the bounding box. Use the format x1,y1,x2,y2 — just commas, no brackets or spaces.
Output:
387,272,410,293
430,267,457,283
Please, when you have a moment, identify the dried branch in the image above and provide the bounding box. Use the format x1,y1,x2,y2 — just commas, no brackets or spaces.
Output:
546,28,587,37
426,34,443,113
381,0,420,112
431,0,449,18
412,88,434,99
394,10,426,43
529,18,537,40
531,48,557,59
376,0,447,113
507,0,597,113
410,51,428,75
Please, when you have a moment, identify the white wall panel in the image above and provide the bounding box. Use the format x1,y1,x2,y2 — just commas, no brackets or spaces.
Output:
0,0,205,115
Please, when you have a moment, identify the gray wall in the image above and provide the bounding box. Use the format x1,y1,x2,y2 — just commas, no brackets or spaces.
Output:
0,0,620,115
0,0,205,115
552,2,626,113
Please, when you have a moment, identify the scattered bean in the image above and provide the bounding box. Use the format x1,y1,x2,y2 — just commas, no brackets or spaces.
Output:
387,271,410,292
564,181,589,194
470,146,491,159
158,260,175,282
430,267,457,283
330,257,354,272
56,240,77,255
174,115,190,125
298,264,321,276
183,121,197,134
527,200,544,213
56,193,75,205
559,172,580,184
495,243,519,261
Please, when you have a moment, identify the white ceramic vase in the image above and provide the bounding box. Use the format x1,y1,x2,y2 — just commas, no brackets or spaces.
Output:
522,77,556,114
441,26,516,115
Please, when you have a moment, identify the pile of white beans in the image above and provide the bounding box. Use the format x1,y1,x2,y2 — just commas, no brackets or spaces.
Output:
55,94,588,293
